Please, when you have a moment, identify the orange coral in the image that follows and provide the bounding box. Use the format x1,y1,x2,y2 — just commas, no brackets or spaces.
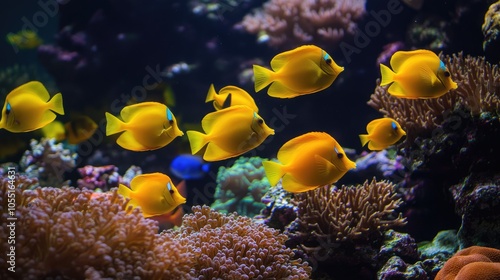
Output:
0,176,192,279
435,246,500,280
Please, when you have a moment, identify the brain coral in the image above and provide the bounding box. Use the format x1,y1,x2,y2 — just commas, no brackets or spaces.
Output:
435,246,500,280
164,205,312,279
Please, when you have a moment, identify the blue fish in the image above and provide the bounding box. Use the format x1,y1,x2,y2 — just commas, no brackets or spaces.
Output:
170,154,210,180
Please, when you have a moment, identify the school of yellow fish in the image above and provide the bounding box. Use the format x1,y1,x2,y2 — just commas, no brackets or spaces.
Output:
0,45,458,215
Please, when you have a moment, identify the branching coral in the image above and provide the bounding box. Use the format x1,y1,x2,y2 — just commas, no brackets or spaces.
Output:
238,0,366,49
289,178,406,245
368,52,500,140
164,205,312,279
0,178,192,279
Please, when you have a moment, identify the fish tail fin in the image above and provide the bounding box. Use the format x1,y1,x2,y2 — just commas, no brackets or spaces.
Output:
253,65,274,92
262,160,285,187
359,134,370,147
186,130,208,154
205,84,216,103
48,93,65,115
105,112,125,136
117,184,132,199
379,64,395,86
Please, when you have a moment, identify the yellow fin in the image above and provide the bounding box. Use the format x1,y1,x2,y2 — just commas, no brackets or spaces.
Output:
9,81,51,101
253,65,274,92
314,154,335,177
262,160,285,187
129,173,164,191
203,142,233,161
380,64,395,86
47,93,64,115
267,81,302,98
206,84,216,103
116,131,146,151
368,140,387,151
105,112,125,136
117,183,133,198
270,45,316,71
387,82,407,97
366,119,386,134
359,134,370,147
390,49,437,72
39,110,57,128
282,174,316,193
278,132,327,163
186,130,208,155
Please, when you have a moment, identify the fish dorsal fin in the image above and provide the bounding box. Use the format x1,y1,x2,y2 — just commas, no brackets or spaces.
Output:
366,119,386,134
282,174,317,193
270,45,317,72
120,102,163,122
9,81,50,101
129,173,164,191
204,142,234,161
390,49,437,72
201,105,248,133
278,132,328,163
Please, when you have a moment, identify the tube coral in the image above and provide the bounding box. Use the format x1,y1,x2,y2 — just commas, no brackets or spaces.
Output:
238,0,366,48
368,53,500,140
164,205,312,279
288,178,406,245
0,177,192,279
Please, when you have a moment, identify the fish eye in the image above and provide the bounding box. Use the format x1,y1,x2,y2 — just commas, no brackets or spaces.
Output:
391,122,398,130
257,118,263,125
334,147,344,159
444,71,450,77
169,189,174,194
323,53,332,65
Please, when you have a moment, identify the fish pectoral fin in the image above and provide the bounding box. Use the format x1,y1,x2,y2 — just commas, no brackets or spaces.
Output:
282,174,316,193
203,142,234,161
314,155,336,176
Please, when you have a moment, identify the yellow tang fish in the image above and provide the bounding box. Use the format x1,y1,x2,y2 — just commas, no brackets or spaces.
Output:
117,173,186,217
263,132,356,193
380,49,458,99
359,118,406,150
105,102,183,151
187,105,274,161
6,30,43,49
65,115,98,144
253,45,344,98
41,120,66,141
0,81,64,132
206,84,259,112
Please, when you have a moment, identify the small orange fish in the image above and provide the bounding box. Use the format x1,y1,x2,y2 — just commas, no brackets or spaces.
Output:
263,132,356,193
253,45,344,98
359,118,406,150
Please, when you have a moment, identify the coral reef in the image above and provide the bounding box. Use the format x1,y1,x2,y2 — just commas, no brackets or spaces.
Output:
238,0,366,49
347,150,405,183
254,181,297,231
211,157,271,217
19,138,77,187
435,246,500,280
482,0,500,63
165,205,312,279
368,53,500,141
76,164,121,190
286,178,406,278
0,180,192,279
450,174,500,249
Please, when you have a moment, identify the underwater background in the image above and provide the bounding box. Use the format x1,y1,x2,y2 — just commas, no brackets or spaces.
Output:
0,0,499,279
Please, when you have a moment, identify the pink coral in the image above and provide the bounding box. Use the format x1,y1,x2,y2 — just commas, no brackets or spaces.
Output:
238,0,366,49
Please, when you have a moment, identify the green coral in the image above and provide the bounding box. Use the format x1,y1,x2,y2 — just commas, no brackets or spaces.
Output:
211,156,271,217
